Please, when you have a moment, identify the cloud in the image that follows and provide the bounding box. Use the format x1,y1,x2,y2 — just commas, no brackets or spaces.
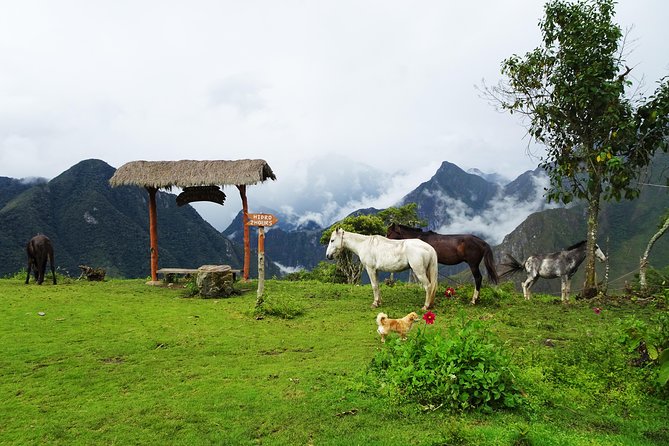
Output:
434,173,557,244
1,0,667,231
209,75,268,115
192,155,440,231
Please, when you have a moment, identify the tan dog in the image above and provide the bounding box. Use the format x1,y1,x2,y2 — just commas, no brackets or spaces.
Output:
376,312,420,343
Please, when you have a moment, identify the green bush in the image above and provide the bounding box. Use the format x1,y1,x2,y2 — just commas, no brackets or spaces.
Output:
617,313,669,384
370,313,523,412
253,294,305,319
282,261,345,283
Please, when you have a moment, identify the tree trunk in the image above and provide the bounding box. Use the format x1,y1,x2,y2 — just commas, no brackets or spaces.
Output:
583,184,602,298
639,212,669,293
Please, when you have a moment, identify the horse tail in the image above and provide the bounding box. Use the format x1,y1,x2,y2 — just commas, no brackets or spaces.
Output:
498,254,525,280
428,251,439,302
482,243,499,284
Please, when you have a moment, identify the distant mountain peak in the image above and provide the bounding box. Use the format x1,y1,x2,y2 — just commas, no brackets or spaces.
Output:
466,168,509,185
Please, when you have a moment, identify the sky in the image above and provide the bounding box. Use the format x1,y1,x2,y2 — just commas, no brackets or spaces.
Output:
1,0,668,231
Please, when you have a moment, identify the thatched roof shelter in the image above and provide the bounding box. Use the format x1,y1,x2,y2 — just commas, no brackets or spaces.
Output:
109,159,276,189
109,159,276,284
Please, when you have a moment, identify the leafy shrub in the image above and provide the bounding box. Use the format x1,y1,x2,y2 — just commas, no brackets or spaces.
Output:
630,265,669,299
370,312,523,412
253,294,305,319
8,267,74,284
181,276,199,297
617,314,669,372
282,261,345,283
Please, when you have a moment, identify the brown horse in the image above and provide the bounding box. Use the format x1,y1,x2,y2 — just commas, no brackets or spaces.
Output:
26,235,57,285
386,223,498,304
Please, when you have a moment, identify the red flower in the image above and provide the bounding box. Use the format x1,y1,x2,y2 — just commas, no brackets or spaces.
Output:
423,311,436,325
593,307,602,315
444,287,456,297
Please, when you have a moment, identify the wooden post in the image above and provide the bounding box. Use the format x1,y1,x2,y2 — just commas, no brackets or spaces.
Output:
237,185,250,281
256,226,265,306
146,186,159,283
246,213,277,307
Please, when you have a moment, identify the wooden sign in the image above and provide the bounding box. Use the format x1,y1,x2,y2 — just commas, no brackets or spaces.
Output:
247,213,278,307
247,213,278,227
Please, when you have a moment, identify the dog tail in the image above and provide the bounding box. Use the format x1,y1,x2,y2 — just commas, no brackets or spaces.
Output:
376,312,387,325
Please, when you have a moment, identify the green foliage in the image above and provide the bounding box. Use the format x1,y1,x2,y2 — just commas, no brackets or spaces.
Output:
633,265,669,297
282,261,346,283
318,204,429,285
181,275,199,297
370,313,523,412
319,214,387,244
320,214,387,285
498,0,668,205
252,293,305,319
492,0,669,292
616,313,669,394
377,203,428,228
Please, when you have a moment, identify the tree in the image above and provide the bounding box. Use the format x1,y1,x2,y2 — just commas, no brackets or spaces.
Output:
319,204,426,284
639,210,669,294
487,0,669,296
377,203,428,228
320,214,387,284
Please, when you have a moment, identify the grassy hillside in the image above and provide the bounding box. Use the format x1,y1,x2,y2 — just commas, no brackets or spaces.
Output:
1,277,667,445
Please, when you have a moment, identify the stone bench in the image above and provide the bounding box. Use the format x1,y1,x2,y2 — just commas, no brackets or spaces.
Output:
157,266,240,283
157,265,241,297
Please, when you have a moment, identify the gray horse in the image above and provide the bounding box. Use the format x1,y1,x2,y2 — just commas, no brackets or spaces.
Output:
26,235,57,285
500,241,606,301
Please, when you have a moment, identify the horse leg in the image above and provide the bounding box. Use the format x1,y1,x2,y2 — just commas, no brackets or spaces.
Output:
367,266,382,308
25,258,33,284
37,259,46,285
561,276,571,302
522,275,537,300
470,265,483,304
49,251,57,285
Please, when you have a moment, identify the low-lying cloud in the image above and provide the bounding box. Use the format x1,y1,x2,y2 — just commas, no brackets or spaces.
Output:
433,173,556,244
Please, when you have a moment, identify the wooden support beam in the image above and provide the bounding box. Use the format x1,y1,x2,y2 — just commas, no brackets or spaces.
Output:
237,184,250,281
146,186,159,283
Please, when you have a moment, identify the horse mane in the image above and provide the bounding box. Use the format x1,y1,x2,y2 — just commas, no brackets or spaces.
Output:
565,240,587,251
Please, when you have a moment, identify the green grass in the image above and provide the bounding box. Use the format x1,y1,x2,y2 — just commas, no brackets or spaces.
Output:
1,277,668,445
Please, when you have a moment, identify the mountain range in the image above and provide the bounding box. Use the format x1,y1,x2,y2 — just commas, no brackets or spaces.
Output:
1,156,667,296
0,159,279,279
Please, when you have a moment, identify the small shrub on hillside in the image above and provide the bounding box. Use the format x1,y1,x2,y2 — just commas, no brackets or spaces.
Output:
370,312,523,412
282,261,346,283
8,267,74,284
181,276,199,297
621,312,669,395
629,265,669,299
253,294,305,319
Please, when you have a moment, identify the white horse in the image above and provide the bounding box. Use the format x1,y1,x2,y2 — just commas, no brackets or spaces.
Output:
325,228,439,310
500,240,607,302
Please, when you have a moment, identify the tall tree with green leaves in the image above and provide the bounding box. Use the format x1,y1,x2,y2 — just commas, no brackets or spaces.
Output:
377,203,428,228
319,204,427,284
487,0,669,296
320,214,387,284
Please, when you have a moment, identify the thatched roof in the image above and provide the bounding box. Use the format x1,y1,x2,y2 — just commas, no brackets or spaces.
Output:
109,159,276,189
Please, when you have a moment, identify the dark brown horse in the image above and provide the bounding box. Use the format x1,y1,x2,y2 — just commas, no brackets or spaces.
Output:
386,223,498,304
26,235,56,285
